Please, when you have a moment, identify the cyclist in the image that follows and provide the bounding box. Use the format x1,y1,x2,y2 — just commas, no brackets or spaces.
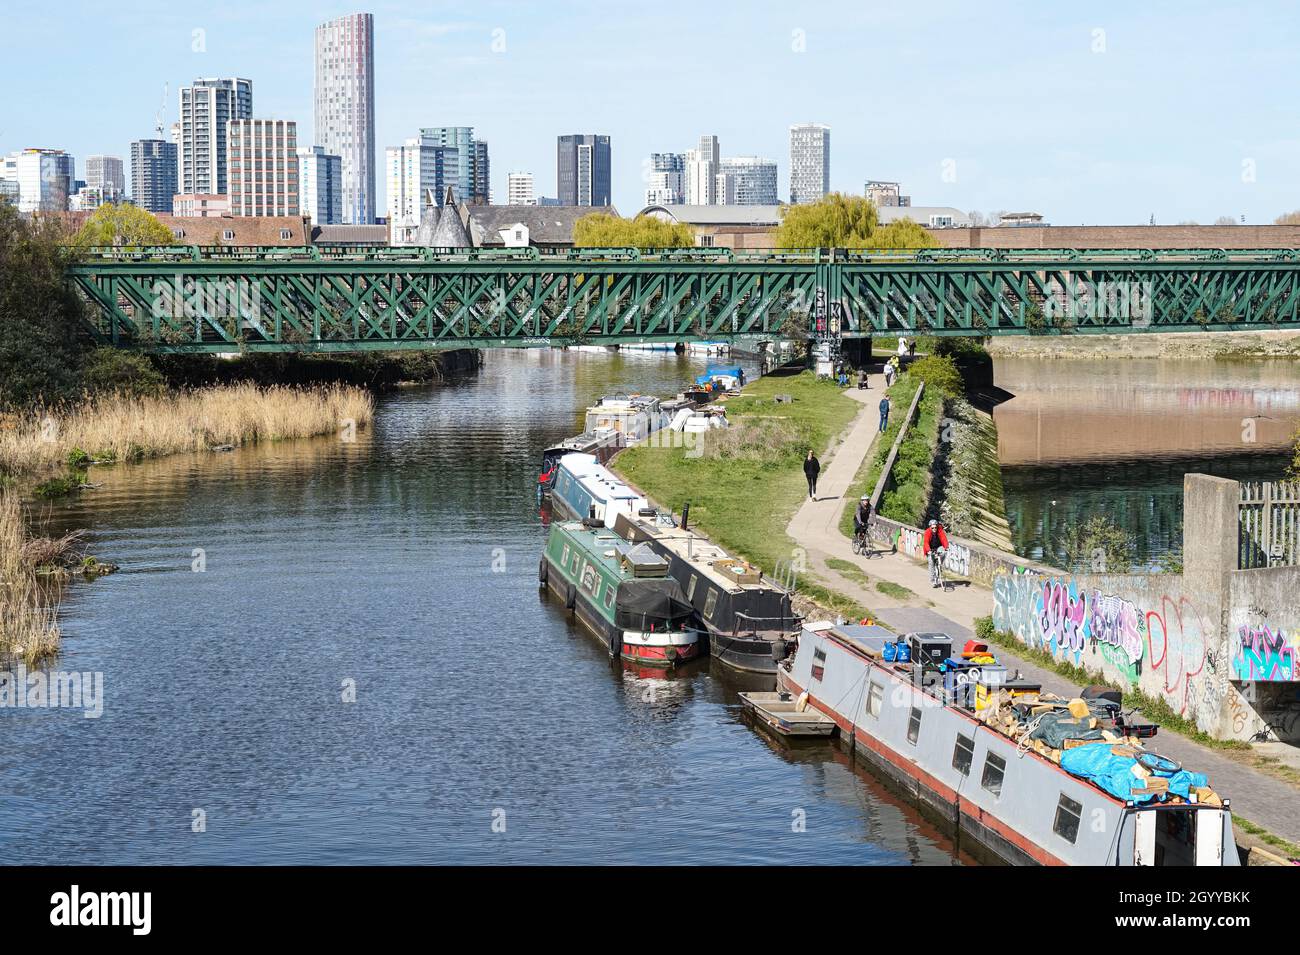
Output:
922,518,949,588
853,495,872,552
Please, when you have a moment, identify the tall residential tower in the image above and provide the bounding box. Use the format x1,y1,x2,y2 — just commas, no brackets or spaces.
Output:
315,13,376,223
177,78,252,195
130,139,177,213
557,134,611,206
789,123,830,204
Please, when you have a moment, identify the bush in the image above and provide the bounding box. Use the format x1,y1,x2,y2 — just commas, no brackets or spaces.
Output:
79,348,166,399
0,202,92,409
907,354,964,398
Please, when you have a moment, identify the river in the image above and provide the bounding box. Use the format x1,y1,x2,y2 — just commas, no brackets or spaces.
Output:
992,356,1299,569
2,349,965,866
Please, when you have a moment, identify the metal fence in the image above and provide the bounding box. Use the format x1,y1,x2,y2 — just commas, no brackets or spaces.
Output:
1239,480,1300,568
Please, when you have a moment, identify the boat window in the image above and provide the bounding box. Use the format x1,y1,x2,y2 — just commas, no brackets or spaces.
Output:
906,706,922,745
953,734,975,776
581,565,598,593
703,588,718,620
604,586,615,610
1053,794,1083,844
812,647,826,681
866,680,883,718
561,544,570,566
981,752,1006,797
687,574,698,601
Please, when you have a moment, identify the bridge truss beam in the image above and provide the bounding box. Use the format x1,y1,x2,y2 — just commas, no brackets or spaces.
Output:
65,251,1300,353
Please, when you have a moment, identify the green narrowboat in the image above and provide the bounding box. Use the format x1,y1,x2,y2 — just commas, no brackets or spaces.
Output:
539,521,701,666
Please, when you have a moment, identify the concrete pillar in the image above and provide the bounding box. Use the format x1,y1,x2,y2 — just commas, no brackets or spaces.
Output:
1183,474,1239,576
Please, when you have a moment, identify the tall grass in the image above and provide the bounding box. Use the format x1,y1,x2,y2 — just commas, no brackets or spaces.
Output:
0,491,61,666
0,383,374,479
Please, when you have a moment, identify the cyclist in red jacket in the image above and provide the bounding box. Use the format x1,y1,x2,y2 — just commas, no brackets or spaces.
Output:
922,519,949,588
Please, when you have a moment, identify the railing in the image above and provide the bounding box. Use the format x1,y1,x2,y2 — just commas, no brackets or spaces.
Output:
1239,480,1300,568
71,245,1300,265
869,380,926,512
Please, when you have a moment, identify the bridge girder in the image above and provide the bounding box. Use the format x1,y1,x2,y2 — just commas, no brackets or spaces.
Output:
65,249,1300,353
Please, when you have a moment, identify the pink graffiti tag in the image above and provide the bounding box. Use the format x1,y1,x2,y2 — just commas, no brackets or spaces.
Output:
1233,626,1295,681
1088,592,1144,666
1038,580,1087,658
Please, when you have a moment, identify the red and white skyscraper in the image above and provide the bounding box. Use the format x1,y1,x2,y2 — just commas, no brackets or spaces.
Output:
314,13,376,224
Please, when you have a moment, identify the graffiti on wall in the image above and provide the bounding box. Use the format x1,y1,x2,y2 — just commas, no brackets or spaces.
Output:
1037,579,1088,661
1230,626,1297,681
991,572,1226,735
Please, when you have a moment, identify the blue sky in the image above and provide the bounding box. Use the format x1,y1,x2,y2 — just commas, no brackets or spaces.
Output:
3,0,1298,223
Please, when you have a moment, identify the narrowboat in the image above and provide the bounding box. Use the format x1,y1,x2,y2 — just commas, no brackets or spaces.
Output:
538,431,622,495
540,520,702,666
550,453,650,527
584,393,666,442
778,622,1241,866
614,516,801,675
694,365,745,392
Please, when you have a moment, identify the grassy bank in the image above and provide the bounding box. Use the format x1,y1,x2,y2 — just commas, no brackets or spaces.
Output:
0,383,374,482
0,492,61,665
614,370,871,620
837,372,945,537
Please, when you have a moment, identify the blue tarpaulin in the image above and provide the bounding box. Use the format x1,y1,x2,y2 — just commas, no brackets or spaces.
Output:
1060,744,1208,804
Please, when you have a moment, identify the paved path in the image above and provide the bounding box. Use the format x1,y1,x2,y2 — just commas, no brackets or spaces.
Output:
785,376,1300,848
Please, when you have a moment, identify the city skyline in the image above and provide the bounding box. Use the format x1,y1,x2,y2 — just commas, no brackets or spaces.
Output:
1,2,1298,222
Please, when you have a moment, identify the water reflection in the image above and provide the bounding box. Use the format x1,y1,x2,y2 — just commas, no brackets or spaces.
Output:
994,357,1300,567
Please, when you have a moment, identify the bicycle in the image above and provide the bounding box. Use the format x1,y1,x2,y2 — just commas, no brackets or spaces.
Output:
851,526,869,555
929,546,946,589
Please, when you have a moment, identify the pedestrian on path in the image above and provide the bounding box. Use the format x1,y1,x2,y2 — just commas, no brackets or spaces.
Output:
878,396,891,433
884,360,896,388
803,450,821,500
896,337,907,358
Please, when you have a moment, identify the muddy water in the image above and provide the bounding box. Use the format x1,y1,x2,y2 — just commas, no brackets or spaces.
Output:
1,349,967,865
992,357,1299,568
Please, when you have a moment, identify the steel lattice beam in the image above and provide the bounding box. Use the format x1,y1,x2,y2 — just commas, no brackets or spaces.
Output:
65,247,1300,353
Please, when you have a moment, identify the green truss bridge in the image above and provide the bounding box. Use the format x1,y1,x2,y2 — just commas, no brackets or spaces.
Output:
66,245,1300,353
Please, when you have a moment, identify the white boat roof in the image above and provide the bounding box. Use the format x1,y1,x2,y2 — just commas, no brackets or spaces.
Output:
559,454,647,506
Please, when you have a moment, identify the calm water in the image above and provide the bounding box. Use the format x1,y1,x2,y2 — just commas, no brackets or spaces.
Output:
2,349,964,865
992,357,1300,568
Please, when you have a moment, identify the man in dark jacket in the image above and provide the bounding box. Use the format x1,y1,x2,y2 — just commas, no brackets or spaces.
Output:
878,396,891,433
803,450,820,500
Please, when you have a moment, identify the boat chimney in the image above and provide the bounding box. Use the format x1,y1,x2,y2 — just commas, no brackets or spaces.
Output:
682,502,690,532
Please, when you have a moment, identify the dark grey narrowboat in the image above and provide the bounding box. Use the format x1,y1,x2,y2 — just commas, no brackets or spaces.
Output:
614,515,801,675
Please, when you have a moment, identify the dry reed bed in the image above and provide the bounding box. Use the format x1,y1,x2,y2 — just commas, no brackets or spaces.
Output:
0,491,61,666
0,383,375,478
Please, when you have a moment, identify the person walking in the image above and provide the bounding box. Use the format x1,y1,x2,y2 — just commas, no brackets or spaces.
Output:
878,395,891,433
884,360,896,388
803,450,821,500
908,338,917,358
896,337,907,359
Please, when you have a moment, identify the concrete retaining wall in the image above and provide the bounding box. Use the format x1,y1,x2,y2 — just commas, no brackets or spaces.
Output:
980,474,1300,742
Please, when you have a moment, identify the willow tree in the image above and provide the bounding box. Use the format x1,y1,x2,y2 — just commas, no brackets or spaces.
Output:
773,193,938,250
573,213,695,248
73,204,174,248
